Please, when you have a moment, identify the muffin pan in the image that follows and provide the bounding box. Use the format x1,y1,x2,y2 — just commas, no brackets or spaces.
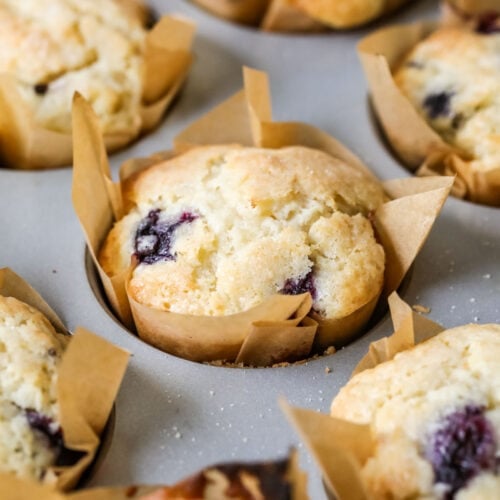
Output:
1,0,499,497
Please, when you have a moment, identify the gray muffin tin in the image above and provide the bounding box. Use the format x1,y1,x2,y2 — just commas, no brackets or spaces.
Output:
1,0,499,497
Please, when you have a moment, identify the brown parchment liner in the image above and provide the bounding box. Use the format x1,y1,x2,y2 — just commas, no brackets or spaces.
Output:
282,292,446,500
358,21,500,206
0,15,195,170
0,450,308,500
0,268,130,492
193,0,270,25
73,66,452,366
191,0,411,31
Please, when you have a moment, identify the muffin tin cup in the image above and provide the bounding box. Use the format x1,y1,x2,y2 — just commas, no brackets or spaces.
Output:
282,292,447,500
72,66,452,367
0,16,195,170
358,20,500,206
0,268,129,492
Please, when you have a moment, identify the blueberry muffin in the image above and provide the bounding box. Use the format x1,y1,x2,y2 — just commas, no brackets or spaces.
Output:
0,295,68,480
99,145,385,321
394,25,500,174
292,0,411,29
192,0,411,29
330,324,500,499
0,0,149,136
140,456,295,499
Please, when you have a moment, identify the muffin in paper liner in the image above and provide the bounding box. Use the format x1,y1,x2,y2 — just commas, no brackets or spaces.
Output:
444,0,500,16
72,66,452,367
0,267,130,491
442,0,500,31
0,450,307,499
191,0,414,31
282,293,500,499
358,17,500,206
0,13,195,170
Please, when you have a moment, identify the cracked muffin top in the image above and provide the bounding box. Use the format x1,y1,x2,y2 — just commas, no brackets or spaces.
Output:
99,144,385,319
0,0,148,134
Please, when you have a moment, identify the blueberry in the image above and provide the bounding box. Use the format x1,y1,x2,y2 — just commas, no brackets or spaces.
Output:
426,405,497,499
25,409,63,449
34,83,48,95
477,12,500,34
280,270,316,299
423,92,453,120
134,209,198,264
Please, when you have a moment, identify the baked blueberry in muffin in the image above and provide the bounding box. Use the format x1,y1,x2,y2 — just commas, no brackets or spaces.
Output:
99,144,386,322
426,405,497,499
0,295,67,480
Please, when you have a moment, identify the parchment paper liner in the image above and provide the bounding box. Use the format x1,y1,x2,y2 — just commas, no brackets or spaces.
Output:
0,450,307,500
282,292,446,500
192,0,270,25
260,0,326,32
0,15,194,170
0,268,130,491
358,21,500,206
73,66,452,366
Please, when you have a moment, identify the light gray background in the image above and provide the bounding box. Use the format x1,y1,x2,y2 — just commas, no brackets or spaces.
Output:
1,0,499,497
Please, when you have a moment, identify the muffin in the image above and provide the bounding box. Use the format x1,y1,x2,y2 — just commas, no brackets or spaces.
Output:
75,66,451,364
140,456,298,499
330,324,500,499
445,0,500,17
99,144,386,322
192,0,413,29
0,0,150,137
292,0,411,29
0,295,68,481
394,25,500,174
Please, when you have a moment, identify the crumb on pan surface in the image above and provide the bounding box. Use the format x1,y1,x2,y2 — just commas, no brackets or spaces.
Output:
331,324,500,499
395,27,500,173
99,144,385,319
0,0,147,134
0,295,67,480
